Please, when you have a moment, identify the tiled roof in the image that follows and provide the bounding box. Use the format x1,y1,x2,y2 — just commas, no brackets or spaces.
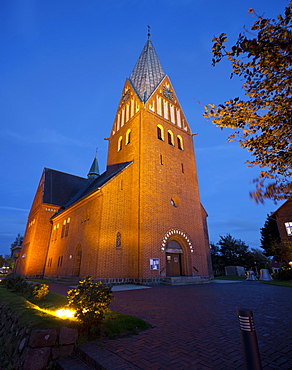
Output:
43,168,88,206
54,161,133,213
129,38,165,102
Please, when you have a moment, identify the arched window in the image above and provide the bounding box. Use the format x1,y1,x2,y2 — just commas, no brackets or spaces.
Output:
116,232,121,249
65,217,70,237
157,125,164,141
61,220,66,238
118,136,123,151
168,130,174,146
177,135,184,150
126,129,131,145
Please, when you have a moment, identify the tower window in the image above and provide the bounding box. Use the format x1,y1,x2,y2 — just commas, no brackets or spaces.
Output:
177,135,184,150
126,129,131,145
181,163,184,173
116,232,121,249
160,154,164,165
168,130,174,146
171,195,180,208
118,136,123,151
61,220,66,238
157,125,164,141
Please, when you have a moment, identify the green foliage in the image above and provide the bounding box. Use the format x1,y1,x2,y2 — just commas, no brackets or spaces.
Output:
204,2,292,202
67,276,113,329
0,287,79,330
1,274,33,295
271,238,292,266
211,234,270,274
260,214,281,256
273,267,292,281
32,284,49,301
0,255,5,267
10,234,23,251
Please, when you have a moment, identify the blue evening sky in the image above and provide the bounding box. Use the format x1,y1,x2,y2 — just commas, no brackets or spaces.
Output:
0,0,288,255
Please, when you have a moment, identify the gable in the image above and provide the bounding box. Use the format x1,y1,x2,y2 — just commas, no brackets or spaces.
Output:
145,75,190,133
110,80,142,137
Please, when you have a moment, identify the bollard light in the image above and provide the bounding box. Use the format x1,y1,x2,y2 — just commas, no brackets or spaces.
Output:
237,309,262,370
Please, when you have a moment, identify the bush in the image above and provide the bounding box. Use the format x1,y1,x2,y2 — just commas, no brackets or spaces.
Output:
67,276,113,329
273,268,292,281
32,284,49,301
1,273,33,294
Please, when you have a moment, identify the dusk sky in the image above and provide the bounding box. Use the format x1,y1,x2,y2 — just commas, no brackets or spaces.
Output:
0,0,288,256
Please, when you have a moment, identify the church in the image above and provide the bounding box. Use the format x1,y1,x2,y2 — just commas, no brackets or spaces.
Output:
15,36,213,284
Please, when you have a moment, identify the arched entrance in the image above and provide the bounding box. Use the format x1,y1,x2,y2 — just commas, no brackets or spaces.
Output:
166,240,183,276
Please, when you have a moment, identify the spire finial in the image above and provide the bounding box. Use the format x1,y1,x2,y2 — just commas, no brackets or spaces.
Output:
147,25,151,39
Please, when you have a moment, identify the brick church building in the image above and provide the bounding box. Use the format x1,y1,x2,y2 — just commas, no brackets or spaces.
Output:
15,37,213,284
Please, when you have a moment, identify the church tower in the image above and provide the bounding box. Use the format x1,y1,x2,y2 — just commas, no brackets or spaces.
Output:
106,36,212,281
15,36,212,283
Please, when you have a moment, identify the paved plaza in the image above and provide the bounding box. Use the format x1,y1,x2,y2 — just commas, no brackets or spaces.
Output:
53,280,292,369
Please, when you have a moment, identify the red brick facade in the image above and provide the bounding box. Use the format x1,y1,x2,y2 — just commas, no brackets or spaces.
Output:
272,200,292,240
15,40,213,283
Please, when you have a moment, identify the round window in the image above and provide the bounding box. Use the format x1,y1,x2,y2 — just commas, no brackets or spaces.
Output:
171,195,180,207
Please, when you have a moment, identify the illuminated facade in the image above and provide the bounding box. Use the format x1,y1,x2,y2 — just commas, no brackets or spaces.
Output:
15,37,213,283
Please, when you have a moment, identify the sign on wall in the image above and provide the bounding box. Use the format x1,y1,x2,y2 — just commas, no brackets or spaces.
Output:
150,258,160,270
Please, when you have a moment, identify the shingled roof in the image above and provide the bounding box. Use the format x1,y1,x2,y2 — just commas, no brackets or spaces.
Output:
43,168,88,206
52,161,133,215
129,38,165,102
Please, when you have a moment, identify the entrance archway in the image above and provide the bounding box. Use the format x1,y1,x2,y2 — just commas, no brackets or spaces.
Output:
166,240,183,276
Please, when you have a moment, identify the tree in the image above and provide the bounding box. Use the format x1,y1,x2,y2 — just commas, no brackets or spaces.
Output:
271,238,292,266
203,3,292,202
260,214,292,265
210,242,225,274
10,234,23,254
211,234,252,270
249,247,271,271
260,214,281,256
0,255,5,268
217,234,251,267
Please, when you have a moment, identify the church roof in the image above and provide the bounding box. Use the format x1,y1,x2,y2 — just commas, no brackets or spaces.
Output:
43,168,88,206
129,38,165,102
53,161,133,213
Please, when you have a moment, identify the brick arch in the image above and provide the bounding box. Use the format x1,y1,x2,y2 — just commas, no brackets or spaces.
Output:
161,228,194,276
160,228,194,253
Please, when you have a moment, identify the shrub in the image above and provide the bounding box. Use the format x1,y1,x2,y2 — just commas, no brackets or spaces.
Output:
32,284,49,301
67,276,113,329
273,268,292,281
1,273,33,294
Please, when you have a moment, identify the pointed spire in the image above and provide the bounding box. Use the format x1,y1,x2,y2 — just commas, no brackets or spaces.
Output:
129,37,165,102
87,149,100,180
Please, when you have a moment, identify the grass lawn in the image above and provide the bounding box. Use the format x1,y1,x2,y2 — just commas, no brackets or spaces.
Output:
261,280,292,287
214,276,292,287
0,287,151,342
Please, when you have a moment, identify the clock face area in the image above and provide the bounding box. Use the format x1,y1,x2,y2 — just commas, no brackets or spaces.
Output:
162,84,175,102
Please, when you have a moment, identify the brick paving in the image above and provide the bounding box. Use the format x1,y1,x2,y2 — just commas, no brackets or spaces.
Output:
52,281,292,369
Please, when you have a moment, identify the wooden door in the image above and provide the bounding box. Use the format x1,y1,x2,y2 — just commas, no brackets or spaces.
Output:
166,253,181,276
